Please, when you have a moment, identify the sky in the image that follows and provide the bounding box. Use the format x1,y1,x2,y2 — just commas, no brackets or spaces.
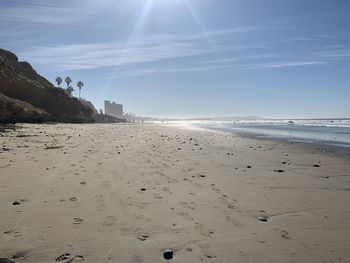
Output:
1,0,350,119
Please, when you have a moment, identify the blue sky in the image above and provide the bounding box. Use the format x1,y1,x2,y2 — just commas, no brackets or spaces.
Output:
1,0,350,118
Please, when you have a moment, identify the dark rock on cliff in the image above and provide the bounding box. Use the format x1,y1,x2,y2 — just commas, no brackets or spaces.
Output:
93,113,127,123
79,98,98,115
0,48,93,123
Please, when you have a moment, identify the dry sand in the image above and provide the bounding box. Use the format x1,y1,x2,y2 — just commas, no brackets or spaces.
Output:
0,123,349,263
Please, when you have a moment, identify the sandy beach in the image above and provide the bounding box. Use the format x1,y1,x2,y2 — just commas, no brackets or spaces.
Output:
0,123,349,263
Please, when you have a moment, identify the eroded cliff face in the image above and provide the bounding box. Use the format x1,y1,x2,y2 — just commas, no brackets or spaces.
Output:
0,93,52,123
0,48,94,123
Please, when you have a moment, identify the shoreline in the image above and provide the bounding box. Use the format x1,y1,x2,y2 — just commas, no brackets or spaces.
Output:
164,122,350,157
161,118,350,151
1,123,349,262
3,121,350,155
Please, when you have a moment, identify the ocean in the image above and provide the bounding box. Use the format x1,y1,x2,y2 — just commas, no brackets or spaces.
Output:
166,119,350,149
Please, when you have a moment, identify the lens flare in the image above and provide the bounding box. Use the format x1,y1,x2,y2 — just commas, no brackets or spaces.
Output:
104,0,208,100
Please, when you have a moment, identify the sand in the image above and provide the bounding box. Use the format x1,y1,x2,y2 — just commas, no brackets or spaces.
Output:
0,123,349,263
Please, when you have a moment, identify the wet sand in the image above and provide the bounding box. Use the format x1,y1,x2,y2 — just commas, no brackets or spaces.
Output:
0,123,349,262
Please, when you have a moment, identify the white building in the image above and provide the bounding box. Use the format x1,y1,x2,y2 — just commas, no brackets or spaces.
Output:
104,100,123,118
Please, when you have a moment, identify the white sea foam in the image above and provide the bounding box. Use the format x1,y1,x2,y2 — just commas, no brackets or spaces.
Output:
231,119,350,128
166,119,350,148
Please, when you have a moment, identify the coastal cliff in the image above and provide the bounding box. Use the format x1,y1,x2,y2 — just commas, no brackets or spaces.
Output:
0,93,52,123
0,48,94,123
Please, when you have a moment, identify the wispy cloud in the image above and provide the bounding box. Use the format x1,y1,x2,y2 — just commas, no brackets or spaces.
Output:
198,54,279,65
245,61,326,69
108,60,325,79
10,16,350,77
0,1,80,25
314,51,350,59
19,28,262,70
109,64,234,79
0,0,133,25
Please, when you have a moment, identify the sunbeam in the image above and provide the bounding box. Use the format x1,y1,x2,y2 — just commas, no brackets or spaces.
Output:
182,0,218,52
103,0,156,101
183,0,206,32
103,0,211,101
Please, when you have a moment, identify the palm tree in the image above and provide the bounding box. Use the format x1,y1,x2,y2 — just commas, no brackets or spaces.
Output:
55,77,62,88
66,86,74,97
65,76,72,89
77,81,84,99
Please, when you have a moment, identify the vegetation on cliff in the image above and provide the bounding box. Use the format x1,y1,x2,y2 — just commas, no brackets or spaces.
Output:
0,48,94,123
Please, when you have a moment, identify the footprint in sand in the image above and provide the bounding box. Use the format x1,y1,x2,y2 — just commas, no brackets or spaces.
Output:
180,201,196,210
94,194,104,202
8,252,28,262
153,193,163,199
56,253,71,261
97,203,106,212
195,222,215,237
274,228,292,240
177,211,194,221
103,216,117,227
56,254,85,262
227,203,236,209
225,216,244,226
210,184,222,194
73,217,84,224
162,186,172,194
37,235,47,242
198,243,217,259
280,230,292,240
3,229,22,237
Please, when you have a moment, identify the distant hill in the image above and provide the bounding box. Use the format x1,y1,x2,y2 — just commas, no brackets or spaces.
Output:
0,48,94,123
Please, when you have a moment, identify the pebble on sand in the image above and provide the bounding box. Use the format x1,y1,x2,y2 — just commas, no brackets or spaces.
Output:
258,216,268,222
12,201,21,205
163,249,174,260
137,234,149,241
